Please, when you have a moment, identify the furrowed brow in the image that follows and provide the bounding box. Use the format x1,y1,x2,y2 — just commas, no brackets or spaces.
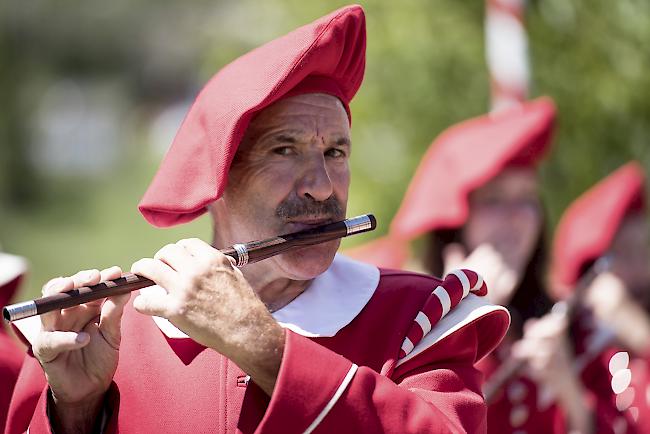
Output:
272,133,298,144
334,136,351,147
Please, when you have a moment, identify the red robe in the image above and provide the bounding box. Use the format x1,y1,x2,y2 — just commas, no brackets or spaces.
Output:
0,253,28,433
0,330,23,433
6,256,508,434
478,310,637,433
604,349,650,434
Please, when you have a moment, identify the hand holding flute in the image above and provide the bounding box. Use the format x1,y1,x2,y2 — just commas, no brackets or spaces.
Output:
38,240,274,432
20,215,375,432
34,266,129,433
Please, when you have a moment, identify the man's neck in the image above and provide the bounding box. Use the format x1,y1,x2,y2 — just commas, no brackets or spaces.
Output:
211,224,314,313
241,263,313,313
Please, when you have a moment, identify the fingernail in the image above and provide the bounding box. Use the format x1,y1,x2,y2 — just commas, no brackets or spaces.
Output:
46,278,65,292
76,332,89,344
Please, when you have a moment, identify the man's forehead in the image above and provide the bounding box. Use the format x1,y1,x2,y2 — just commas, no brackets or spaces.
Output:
616,213,648,239
243,93,350,143
252,94,348,125
473,167,538,196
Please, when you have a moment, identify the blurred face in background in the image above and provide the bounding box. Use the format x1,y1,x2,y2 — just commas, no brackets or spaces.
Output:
462,168,543,278
608,212,650,311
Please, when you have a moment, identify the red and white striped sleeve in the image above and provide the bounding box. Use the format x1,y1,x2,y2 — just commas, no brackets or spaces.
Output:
399,269,487,359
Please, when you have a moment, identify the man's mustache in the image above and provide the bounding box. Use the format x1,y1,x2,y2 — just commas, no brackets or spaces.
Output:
276,196,345,221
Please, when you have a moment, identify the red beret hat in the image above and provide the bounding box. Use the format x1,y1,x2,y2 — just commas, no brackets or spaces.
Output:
389,97,556,241
139,5,366,227
551,162,646,294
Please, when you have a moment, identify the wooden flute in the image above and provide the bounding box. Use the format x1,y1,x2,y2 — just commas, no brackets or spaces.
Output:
3,214,376,322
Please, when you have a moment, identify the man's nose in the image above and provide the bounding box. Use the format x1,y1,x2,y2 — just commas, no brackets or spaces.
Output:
297,153,334,202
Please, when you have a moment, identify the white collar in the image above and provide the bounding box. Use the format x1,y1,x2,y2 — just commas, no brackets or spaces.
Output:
272,253,380,337
140,253,380,339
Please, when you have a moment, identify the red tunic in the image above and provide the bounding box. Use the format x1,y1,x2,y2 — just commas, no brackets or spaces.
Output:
0,253,28,434
0,330,23,433
6,262,508,434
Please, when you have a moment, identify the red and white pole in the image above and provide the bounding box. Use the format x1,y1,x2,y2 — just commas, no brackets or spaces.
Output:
485,0,530,112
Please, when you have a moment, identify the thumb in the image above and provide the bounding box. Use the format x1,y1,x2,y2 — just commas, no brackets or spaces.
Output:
33,331,90,364
442,243,466,274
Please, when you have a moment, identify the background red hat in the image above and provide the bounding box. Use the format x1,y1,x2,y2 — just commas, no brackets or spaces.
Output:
551,162,646,295
345,97,555,268
390,96,556,241
139,5,366,227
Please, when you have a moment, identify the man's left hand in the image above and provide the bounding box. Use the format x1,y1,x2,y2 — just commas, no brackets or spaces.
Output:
131,238,285,395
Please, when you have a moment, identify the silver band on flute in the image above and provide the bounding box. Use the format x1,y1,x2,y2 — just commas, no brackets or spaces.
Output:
232,243,249,267
344,214,373,235
3,301,37,322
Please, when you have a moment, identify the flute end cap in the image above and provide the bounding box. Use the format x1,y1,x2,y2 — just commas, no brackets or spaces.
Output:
344,214,377,235
368,214,377,230
2,301,38,322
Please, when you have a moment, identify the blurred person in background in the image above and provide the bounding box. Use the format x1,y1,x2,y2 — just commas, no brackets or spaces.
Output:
4,6,510,433
348,97,628,433
0,251,27,433
551,161,650,433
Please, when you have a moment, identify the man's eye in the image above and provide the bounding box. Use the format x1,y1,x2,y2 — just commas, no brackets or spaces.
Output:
325,148,346,158
272,146,295,156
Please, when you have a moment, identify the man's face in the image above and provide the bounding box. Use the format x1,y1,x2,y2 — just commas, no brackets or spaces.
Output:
212,93,351,280
609,212,650,310
462,168,543,277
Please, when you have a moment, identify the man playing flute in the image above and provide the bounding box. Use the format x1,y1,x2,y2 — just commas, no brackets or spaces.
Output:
551,162,650,433
6,5,509,433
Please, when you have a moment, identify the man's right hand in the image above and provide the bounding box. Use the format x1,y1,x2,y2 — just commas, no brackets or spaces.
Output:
32,266,130,433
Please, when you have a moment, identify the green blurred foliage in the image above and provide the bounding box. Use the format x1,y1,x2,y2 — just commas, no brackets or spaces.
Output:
0,0,648,300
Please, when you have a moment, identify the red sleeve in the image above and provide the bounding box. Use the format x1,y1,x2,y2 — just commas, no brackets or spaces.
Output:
0,333,24,433
5,357,118,434
257,327,486,434
4,354,47,434
16,388,50,434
